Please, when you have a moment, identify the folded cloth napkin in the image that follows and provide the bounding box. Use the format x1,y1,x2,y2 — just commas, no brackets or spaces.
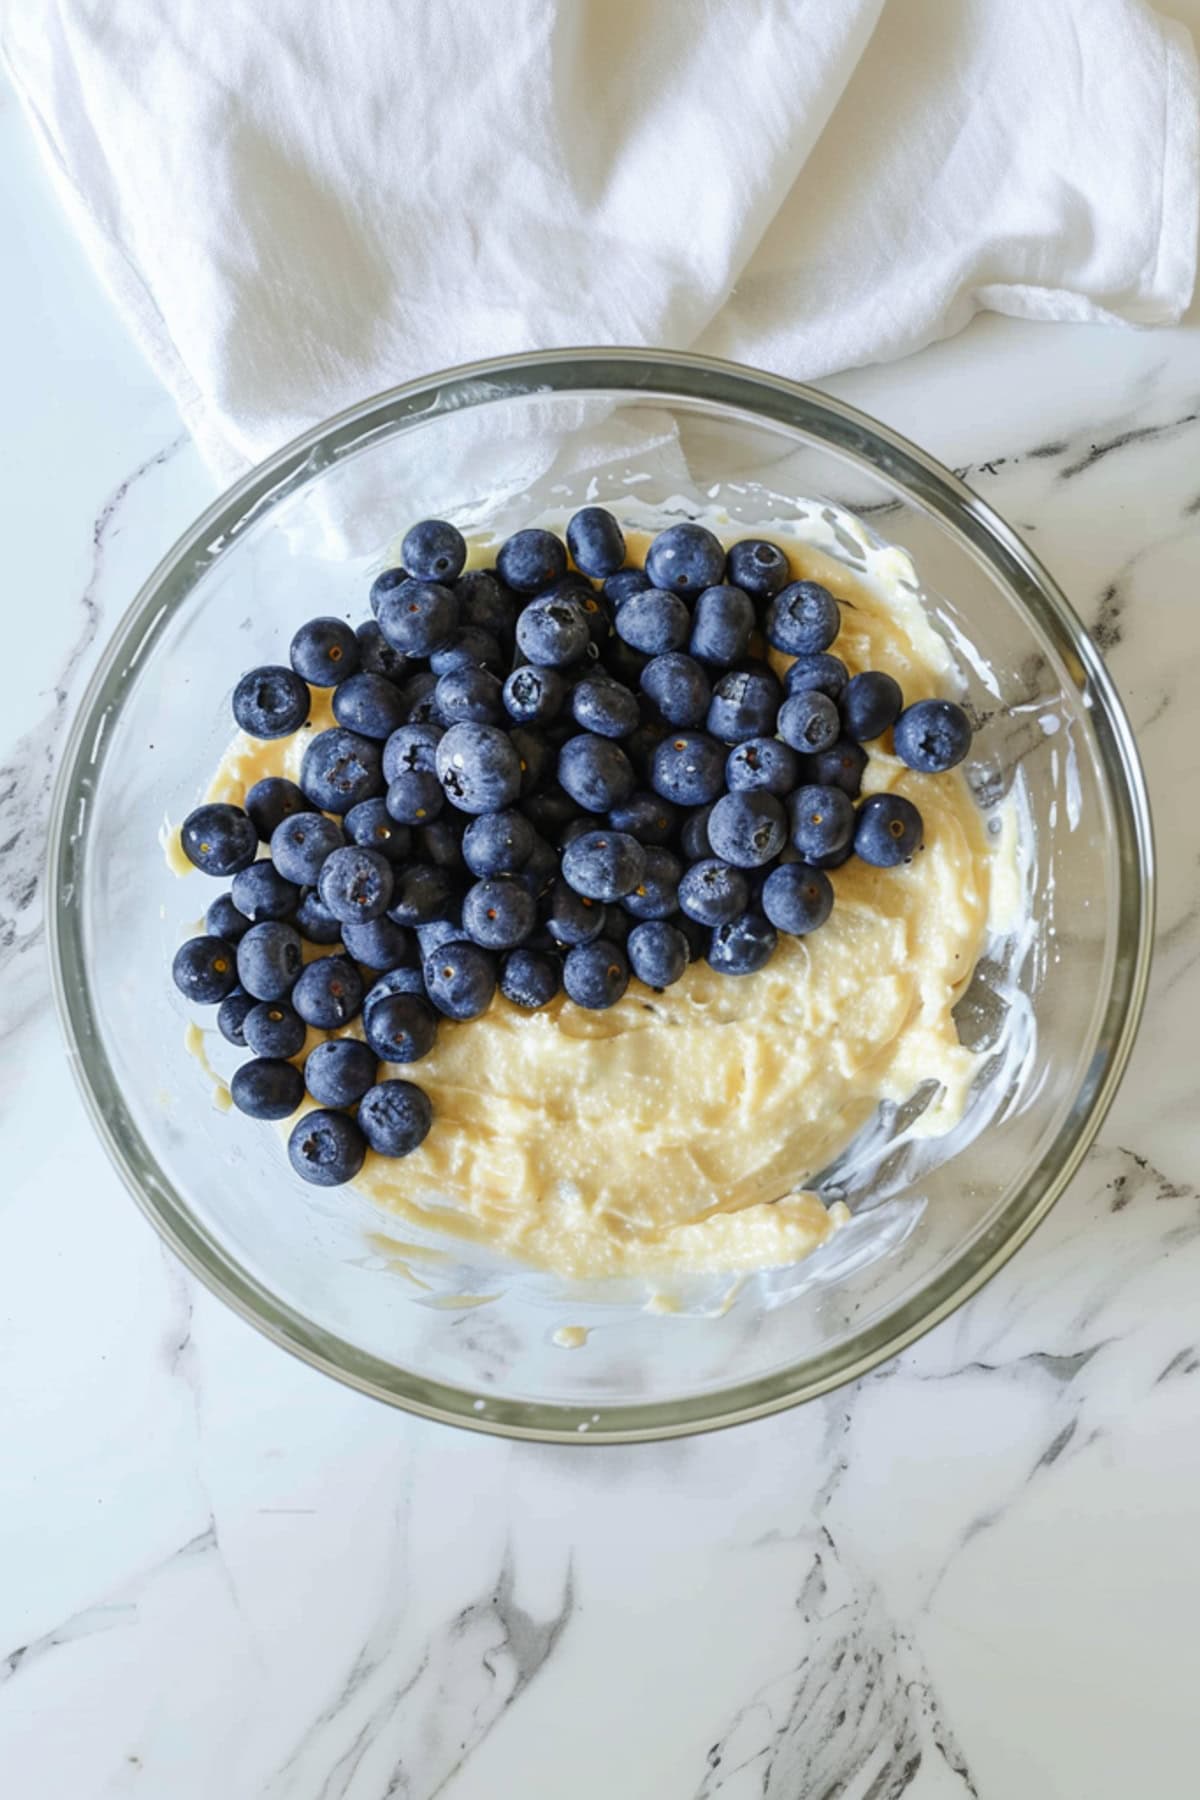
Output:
4,0,1196,478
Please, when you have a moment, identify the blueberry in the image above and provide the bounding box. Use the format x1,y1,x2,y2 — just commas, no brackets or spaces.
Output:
496,528,567,595
544,878,607,946
291,954,364,1027
232,665,310,739
206,893,252,944
499,948,562,1009
840,671,903,743
230,860,300,924
288,1110,366,1186
357,1080,434,1157
341,915,413,969
601,634,650,689
788,784,856,860
765,581,840,656
650,731,725,805
627,920,689,989
557,733,635,813
604,568,651,606
544,571,598,602
382,721,444,783
363,992,437,1061
559,816,594,851
706,791,787,867
401,518,467,583
434,723,522,814
387,862,455,925
317,846,394,924
236,922,303,1000
304,1037,378,1108
180,803,259,877
706,667,782,744
614,589,691,655
377,579,459,657
562,829,645,902
726,539,790,599
456,569,518,640
172,935,239,1003
300,728,385,813
424,940,497,1020
290,616,360,687
434,666,504,727
462,876,537,949
370,567,408,617
688,584,756,668
762,864,834,935
777,690,841,754
270,812,345,886
855,793,924,866
331,672,407,741
808,840,856,872
244,776,313,841
570,675,638,740
294,887,344,945
645,523,725,595
515,595,591,668
563,939,630,1010
217,988,256,1047
243,1000,307,1059
726,737,800,797
706,911,777,976
680,803,715,861
356,619,408,680
566,506,625,578
608,790,679,845
231,1058,305,1120
398,670,443,724
503,664,567,726
784,652,849,701
622,847,682,920
364,966,427,1014
678,858,749,925
418,814,468,876
386,769,445,826
811,739,869,798
344,798,411,865
430,630,504,677
640,652,711,727
462,809,535,877
893,699,972,772
676,913,707,964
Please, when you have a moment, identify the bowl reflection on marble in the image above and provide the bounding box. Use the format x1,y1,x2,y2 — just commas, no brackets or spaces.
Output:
47,351,1153,1443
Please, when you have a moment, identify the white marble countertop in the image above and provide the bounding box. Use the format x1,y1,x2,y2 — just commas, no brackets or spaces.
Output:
4,68,1200,1800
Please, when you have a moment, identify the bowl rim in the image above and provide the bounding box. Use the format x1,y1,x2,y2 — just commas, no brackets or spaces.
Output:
47,346,1155,1443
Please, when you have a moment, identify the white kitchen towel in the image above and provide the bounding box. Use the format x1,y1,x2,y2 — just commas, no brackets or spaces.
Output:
4,0,1197,479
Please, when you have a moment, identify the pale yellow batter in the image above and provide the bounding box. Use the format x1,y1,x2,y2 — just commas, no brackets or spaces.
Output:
171,518,1016,1280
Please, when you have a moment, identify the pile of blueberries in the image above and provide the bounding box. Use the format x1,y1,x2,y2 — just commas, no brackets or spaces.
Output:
171,510,971,1186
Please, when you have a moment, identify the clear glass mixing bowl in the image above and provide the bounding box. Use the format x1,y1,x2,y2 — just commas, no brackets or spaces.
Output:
47,350,1153,1442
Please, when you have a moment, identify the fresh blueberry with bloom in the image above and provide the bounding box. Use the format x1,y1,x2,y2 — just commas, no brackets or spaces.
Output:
777,689,841,754
706,911,777,976
300,727,385,812
621,847,682,920
242,1000,307,1060
344,797,411,864
332,671,408,740
236,922,303,1001
627,920,689,989
840,671,903,742
341,915,413,970
500,948,562,1009
725,737,800,797
462,809,536,877
288,1110,366,1186
557,733,636,813
217,989,256,1047
180,802,259,877
562,829,645,902
231,859,300,923
317,845,394,923
563,939,630,1010
356,619,408,679
639,652,711,727
788,784,856,861
289,954,364,1028
436,723,523,814
543,878,608,947
377,579,459,657
503,663,567,726
650,731,725,806
206,893,251,944
357,1080,434,1157
892,699,972,772
571,674,640,739
784,652,849,702
607,790,680,845
401,518,467,583
567,506,626,578
304,1038,378,1109
462,876,537,949
290,616,360,686
855,793,924,866
688,584,756,668
726,538,789,598
423,940,497,1020
231,1058,305,1121
645,523,725,595
172,935,240,1004
269,811,344,886
706,791,788,868
678,858,749,926
363,992,437,1062
761,863,834,935
244,775,312,841
232,665,310,739
515,595,591,668
765,581,840,656
496,528,568,594
706,667,782,744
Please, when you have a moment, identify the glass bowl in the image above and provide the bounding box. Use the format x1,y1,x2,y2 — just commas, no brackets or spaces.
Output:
48,350,1153,1443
